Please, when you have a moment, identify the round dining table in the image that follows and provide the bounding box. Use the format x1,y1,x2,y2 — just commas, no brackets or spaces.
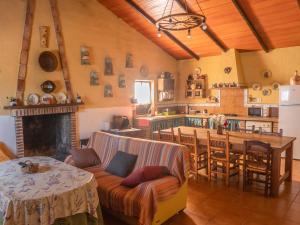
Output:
0,156,103,225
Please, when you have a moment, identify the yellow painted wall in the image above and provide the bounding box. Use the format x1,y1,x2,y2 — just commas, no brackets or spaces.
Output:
240,46,300,104
0,0,177,115
177,46,300,105
176,49,244,103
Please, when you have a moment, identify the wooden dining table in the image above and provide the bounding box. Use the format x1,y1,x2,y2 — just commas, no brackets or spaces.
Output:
155,126,296,197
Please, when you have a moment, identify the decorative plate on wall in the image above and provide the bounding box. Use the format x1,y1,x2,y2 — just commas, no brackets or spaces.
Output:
56,92,67,104
140,65,149,78
41,80,56,93
262,88,272,96
39,51,58,72
27,93,40,105
252,83,262,91
41,94,56,104
262,70,272,79
272,82,280,90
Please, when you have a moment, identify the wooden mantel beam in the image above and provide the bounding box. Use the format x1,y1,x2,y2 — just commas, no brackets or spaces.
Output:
125,0,200,60
16,0,35,105
231,0,269,52
175,0,228,53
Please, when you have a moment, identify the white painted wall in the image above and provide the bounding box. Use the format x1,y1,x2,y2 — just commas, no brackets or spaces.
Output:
0,106,132,155
0,115,16,155
78,106,132,139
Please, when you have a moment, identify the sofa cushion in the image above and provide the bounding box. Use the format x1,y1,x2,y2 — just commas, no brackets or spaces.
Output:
121,166,169,188
70,148,101,168
105,151,137,177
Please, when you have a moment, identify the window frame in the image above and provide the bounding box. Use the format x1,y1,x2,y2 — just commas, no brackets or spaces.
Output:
134,80,152,106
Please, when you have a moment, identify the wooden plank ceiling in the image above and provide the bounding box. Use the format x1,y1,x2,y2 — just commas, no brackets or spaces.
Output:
98,0,300,60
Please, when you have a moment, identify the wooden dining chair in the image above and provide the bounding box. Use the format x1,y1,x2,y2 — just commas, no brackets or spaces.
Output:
178,128,207,180
259,128,283,137
207,131,240,186
154,127,176,143
243,140,272,196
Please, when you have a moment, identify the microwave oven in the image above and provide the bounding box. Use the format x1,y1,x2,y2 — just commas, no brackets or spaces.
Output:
248,107,262,117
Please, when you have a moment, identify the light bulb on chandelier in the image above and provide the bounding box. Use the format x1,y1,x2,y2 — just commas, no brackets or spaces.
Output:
187,29,192,39
157,27,162,38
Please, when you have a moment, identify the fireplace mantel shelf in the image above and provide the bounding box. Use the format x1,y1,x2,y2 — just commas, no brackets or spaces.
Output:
4,103,83,110
4,103,83,117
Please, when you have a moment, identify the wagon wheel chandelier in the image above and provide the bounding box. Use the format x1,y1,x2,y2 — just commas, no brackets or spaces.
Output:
155,0,207,39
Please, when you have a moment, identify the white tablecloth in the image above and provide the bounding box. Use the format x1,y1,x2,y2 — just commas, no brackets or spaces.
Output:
0,156,99,225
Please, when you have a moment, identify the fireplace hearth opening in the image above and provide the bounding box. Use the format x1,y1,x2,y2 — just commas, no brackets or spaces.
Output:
23,113,72,161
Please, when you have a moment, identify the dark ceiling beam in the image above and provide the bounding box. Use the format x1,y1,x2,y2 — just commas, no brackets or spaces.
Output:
175,0,228,52
125,0,199,60
231,0,269,52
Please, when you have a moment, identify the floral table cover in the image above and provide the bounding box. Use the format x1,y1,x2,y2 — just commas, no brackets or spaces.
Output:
0,156,100,225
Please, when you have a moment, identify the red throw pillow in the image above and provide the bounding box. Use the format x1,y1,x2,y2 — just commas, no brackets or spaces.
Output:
121,166,169,188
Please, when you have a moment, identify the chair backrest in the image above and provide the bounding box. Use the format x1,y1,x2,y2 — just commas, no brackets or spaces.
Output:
178,128,198,155
244,140,272,170
207,131,230,161
259,128,283,137
156,127,176,143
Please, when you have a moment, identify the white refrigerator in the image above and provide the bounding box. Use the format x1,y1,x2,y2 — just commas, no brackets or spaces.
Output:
279,85,300,159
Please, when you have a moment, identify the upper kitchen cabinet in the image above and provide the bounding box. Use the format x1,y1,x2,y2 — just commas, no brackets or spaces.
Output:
158,72,175,102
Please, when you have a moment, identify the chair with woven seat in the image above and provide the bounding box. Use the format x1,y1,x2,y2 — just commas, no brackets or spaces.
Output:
154,127,176,143
178,128,207,180
207,131,240,186
243,140,272,196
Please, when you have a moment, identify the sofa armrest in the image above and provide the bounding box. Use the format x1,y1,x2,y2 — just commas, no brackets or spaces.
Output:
64,155,76,166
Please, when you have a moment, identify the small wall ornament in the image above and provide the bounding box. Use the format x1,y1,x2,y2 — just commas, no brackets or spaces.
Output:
118,74,126,88
104,57,113,75
104,84,113,97
90,70,99,86
140,65,149,78
39,26,49,48
125,53,133,68
224,67,232,74
80,45,91,65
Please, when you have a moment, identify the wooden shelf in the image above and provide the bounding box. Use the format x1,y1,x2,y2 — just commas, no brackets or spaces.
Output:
3,103,84,110
209,86,248,90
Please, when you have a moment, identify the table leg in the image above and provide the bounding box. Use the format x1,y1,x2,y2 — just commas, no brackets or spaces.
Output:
285,143,293,182
271,150,281,197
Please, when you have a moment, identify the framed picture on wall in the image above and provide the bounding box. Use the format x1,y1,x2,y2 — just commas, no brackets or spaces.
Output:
104,84,113,97
90,70,99,86
125,53,133,68
118,74,126,88
104,56,113,75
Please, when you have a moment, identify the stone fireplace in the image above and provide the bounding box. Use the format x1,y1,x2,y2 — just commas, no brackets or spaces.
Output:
7,104,79,160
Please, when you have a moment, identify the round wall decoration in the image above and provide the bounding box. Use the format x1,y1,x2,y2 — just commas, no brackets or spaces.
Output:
272,82,280,90
27,93,40,105
39,51,58,72
41,80,56,93
252,83,262,91
262,88,272,96
140,65,149,77
262,70,272,79
224,67,232,74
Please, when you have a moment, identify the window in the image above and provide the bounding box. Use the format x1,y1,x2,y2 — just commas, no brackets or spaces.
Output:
134,81,151,105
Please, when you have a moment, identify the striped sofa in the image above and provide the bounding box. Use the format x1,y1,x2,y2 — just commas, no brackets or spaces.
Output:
65,131,190,225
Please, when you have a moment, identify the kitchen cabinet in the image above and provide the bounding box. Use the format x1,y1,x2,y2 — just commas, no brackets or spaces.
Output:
158,78,175,102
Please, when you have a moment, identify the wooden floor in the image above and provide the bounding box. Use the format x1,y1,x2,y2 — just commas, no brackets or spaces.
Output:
104,160,300,225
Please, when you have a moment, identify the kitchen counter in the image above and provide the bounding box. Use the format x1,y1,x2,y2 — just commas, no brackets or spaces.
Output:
135,114,278,123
